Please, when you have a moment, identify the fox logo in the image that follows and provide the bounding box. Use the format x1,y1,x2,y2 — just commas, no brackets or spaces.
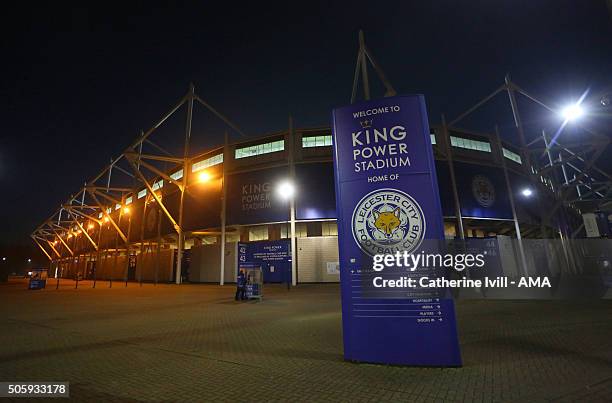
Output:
373,208,401,238
352,188,425,256
472,175,495,207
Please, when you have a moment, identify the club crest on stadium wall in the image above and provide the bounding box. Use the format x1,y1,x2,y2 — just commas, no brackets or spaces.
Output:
351,188,425,256
471,175,495,207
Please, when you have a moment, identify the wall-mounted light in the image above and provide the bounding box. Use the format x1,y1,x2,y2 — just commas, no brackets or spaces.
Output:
198,171,211,183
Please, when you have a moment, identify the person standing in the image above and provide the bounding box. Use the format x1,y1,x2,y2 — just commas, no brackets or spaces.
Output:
235,269,246,301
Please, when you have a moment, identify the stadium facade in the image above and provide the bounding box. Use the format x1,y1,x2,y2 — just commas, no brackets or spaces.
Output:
31,86,577,286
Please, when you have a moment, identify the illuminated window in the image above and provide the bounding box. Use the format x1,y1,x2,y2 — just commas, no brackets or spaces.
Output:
322,222,338,236
98,212,103,219
302,135,332,148
152,179,163,191
430,134,436,144
137,189,147,199
280,223,307,238
444,222,457,239
106,207,112,214
450,136,491,152
248,226,269,241
115,203,121,210
170,169,184,181
225,232,240,243
125,196,133,205
502,148,522,164
192,154,223,172
235,140,284,159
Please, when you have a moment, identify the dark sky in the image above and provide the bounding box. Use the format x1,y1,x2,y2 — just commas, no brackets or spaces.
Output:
1,1,611,251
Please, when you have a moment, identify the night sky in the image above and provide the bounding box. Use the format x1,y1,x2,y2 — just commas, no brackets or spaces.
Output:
1,1,611,261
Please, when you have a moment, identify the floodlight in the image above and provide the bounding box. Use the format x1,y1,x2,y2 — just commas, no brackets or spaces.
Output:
277,181,296,200
198,171,211,182
561,103,584,122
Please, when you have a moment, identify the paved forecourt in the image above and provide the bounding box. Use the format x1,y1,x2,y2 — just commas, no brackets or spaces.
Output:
0,278,611,402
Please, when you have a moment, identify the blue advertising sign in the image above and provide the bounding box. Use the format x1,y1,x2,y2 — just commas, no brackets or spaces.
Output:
227,168,289,225
332,95,462,366
455,162,512,220
237,240,291,283
435,162,512,220
295,162,337,220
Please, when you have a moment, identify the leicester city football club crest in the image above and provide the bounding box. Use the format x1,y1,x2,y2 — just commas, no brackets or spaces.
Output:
351,188,426,256
471,175,495,207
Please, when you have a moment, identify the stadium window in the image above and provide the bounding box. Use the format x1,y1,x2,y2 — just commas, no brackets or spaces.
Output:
430,134,436,144
450,136,491,152
235,140,284,159
170,169,184,181
444,223,457,239
137,189,147,199
152,179,163,191
502,148,522,164
115,203,121,210
225,233,240,243
200,236,217,245
296,223,307,237
302,135,332,148
248,226,269,241
280,223,308,238
125,196,133,205
321,222,338,236
192,154,223,172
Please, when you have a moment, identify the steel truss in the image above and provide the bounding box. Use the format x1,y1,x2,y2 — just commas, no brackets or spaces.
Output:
31,84,245,284
447,75,611,237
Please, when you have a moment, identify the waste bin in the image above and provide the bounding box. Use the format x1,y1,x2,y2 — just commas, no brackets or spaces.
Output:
28,268,48,290
239,263,263,300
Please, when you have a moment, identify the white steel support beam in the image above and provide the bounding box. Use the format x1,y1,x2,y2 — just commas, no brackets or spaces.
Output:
31,236,52,261
87,191,128,244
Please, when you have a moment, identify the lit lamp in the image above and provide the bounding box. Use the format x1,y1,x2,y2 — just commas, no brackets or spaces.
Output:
198,171,211,183
123,206,130,214
277,180,297,287
521,188,533,197
561,103,584,122
276,181,296,200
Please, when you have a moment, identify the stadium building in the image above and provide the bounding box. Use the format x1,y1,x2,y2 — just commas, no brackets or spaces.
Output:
31,92,587,286
31,39,611,285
